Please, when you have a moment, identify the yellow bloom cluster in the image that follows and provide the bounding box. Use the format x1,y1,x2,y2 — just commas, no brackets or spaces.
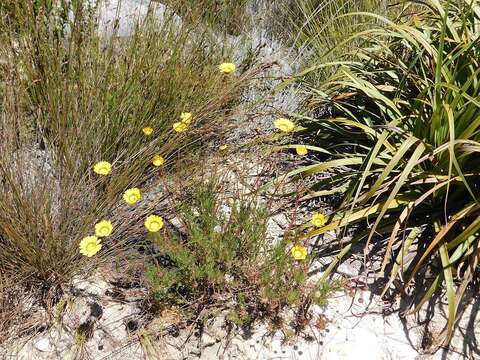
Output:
173,112,193,133
123,188,142,205
311,212,327,227
180,112,192,125
152,154,165,167
79,220,113,257
145,214,164,232
173,122,188,132
79,236,102,257
95,220,113,237
143,127,154,136
296,145,308,156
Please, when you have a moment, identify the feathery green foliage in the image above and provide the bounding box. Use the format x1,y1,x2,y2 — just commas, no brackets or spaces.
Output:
147,175,331,327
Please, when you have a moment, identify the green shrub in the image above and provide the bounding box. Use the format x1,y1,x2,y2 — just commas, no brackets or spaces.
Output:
0,1,251,285
147,176,323,328
291,0,480,342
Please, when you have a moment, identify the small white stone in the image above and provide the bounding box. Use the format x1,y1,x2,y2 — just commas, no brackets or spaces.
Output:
35,338,51,352
71,277,109,297
201,333,217,347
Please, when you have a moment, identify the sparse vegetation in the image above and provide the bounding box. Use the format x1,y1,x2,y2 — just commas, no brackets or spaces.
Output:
1,0,479,356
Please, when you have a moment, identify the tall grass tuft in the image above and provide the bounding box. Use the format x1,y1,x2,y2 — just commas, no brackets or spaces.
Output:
291,0,480,343
283,0,390,81
0,1,252,287
163,0,250,35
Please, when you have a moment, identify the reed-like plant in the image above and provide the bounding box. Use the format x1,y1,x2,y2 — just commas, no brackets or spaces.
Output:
163,0,250,35
0,0,251,286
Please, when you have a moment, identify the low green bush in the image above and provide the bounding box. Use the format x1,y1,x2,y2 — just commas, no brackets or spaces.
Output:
290,0,480,342
147,176,329,328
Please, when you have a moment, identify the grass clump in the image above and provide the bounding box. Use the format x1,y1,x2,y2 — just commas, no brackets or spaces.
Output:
290,0,480,343
281,0,390,79
0,0,250,287
147,176,325,329
163,0,250,35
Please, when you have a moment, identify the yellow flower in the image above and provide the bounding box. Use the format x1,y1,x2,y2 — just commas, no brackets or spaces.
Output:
219,62,236,74
219,144,228,151
296,145,308,156
180,112,193,125
123,188,142,205
93,161,112,176
143,127,154,136
145,214,164,232
274,118,295,133
291,244,308,261
79,236,102,257
311,212,327,227
152,154,165,167
173,122,188,133
95,220,113,237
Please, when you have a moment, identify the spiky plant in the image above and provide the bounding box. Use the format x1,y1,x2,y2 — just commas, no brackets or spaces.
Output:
290,0,480,344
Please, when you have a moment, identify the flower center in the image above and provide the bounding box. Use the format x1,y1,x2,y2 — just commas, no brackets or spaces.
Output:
129,195,138,202
150,221,160,230
86,243,96,252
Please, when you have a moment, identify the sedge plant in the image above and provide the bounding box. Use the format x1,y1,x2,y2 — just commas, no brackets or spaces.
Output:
287,0,480,345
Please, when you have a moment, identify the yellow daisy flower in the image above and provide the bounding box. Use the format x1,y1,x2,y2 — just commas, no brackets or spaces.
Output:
93,161,112,176
274,118,295,133
123,188,142,205
143,127,154,136
95,220,113,237
311,212,327,227
173,122,188,133
219,144,228,151
79,236,102,257
180,112,193,125
291,244,308,261
145,214,164,232
152,154,165,167
296,145,308,156
218,62,236,74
